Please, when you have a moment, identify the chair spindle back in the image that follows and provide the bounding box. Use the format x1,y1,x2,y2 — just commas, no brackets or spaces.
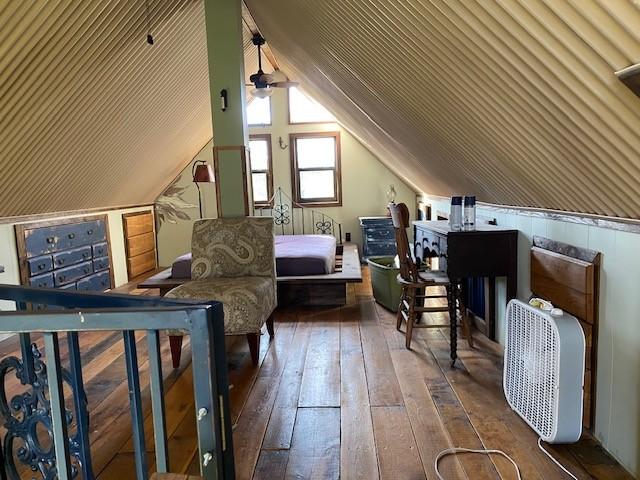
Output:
388,203,419,283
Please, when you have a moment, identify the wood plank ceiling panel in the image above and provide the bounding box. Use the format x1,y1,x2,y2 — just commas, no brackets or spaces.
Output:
0,0,257,217
245,0,640,218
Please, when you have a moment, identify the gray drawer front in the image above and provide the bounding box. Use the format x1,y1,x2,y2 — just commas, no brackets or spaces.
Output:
24,220,107,257
360,218,394,227
93,256,110,272
365,226,395,242
92,242,108,258
27,255,53,276
54,261,93,286
29,272,54,288
53,246,92,269
77,270,110,292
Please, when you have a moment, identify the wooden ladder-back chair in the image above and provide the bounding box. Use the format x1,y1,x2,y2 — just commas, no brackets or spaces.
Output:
389,203,473,359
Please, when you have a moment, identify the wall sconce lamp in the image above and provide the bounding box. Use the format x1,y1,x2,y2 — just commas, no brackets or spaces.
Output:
220,89,228,111
278,136,288,150
192,160,215,218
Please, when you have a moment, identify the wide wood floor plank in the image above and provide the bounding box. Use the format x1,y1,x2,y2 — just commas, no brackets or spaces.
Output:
285,407,340,480
341,406,379,480
371,405,425,480
233,376,281,480
262,320,312,450
359,301,403,407
299,318,340,408
253,450,289,480
340,311,379,479
390,348,467,480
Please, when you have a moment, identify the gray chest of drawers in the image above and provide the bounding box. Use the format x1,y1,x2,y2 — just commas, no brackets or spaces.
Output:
359,216,397,260
15,215,114,308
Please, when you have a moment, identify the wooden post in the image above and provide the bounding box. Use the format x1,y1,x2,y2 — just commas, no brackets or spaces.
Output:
204,0,252,217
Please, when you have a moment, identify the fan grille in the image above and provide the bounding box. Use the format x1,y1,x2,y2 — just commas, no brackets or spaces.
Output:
504,302,559,439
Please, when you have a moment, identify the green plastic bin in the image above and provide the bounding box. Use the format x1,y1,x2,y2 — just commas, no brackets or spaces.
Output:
367,256,402,312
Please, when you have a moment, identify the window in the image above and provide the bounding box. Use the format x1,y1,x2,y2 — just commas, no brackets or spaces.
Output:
246,97,271,125
290,132,341,206
249,134,273,206
288,87,335,124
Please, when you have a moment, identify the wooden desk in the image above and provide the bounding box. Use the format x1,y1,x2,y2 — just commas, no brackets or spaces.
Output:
413,220,518,353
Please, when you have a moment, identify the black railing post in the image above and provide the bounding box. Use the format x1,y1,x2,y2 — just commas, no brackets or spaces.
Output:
66,331,93,478
123,331,148,480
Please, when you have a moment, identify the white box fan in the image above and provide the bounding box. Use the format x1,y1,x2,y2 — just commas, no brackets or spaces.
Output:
503,299,585,443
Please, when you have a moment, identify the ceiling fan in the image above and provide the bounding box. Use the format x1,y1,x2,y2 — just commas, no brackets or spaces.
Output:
247,34,298,98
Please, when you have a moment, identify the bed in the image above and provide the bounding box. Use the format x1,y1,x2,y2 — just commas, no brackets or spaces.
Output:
170,234,337,278
140,188,362,305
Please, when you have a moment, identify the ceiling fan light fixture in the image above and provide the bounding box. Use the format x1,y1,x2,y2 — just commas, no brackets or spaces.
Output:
251,87,274,98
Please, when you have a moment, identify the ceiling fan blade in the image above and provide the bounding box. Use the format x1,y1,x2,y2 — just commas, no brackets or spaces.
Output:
270,81,300,89
261,73,275,83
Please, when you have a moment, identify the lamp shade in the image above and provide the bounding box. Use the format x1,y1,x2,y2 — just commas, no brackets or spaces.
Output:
193,164,215,183
250,86,274,98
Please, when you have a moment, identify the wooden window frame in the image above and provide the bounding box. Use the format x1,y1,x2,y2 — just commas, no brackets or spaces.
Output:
247,96,272,127
249,134,274,208
290,132,342,207
287,88,336,125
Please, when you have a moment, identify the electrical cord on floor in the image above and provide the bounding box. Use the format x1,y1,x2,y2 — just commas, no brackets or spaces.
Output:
537,438,579,480
434,447,522,480
434,439,580,480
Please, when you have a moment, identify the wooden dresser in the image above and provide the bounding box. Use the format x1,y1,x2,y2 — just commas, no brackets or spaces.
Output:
123,211,157,279
359,216,396,260
15,215,114,304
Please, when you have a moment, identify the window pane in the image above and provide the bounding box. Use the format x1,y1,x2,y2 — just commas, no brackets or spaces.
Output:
289,87,335,123
252,172,269,202
296,137,336,168
249,139,269,171
299,170,335,199
247,97,271,125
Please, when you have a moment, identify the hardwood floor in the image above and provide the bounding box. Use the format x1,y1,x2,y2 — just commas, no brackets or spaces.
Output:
0,270,632,479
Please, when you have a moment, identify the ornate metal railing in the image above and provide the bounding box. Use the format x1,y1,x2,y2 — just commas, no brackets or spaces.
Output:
254,187,342,242
0,285,233,480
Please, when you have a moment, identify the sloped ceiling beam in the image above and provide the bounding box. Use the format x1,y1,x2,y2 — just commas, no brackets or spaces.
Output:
245,0,640,218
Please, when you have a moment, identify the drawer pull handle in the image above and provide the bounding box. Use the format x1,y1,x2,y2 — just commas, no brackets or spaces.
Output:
68,233,75,239
87,229,94,235
46,237,55,244
37,264,44,270
432,241,438,247
58,276,66,282
57,259,64,265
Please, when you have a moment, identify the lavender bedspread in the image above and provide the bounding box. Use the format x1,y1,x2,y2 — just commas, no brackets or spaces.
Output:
170,234,336,278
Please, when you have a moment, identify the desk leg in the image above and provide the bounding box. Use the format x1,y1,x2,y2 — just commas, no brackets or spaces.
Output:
487,277,496,340
448,281,458,367
507,236,518,301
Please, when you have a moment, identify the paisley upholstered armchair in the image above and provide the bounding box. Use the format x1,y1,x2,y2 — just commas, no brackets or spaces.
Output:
166,217,277,365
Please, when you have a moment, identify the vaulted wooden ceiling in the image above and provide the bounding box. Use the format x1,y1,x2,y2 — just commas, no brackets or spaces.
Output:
0,0,265,217
2,1,639,218
247,0,640,218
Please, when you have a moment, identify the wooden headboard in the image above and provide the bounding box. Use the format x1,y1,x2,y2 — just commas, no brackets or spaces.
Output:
530,236,600,431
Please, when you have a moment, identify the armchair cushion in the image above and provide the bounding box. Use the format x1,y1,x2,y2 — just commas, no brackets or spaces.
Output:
191,217,275,279
166,276,276,335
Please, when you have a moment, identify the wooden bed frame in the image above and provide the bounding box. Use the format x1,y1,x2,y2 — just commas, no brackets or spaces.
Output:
138,242,362,306
140,188,361,306
530,236,601,432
